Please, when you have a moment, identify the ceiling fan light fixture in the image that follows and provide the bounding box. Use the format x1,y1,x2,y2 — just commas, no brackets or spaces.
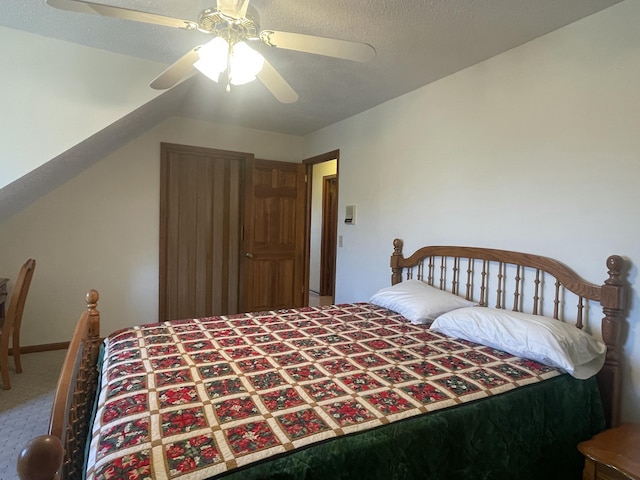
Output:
194,37,229,82
194,37,264,87
229,41,264,85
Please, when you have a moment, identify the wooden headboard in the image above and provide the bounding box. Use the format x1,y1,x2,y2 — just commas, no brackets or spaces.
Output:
389,239,628,428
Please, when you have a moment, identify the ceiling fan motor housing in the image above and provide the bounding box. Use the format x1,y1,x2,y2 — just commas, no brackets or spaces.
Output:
197,6,260,40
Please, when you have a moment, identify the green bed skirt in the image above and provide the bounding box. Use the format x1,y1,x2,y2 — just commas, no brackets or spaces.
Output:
220,374,605,480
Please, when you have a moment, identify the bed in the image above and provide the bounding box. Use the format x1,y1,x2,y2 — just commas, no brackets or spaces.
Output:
17,239,628,480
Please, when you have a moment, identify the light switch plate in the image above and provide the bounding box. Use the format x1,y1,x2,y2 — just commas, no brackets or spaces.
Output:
345,205,356,225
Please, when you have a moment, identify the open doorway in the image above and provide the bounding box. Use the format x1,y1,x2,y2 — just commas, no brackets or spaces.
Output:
304,151,339,307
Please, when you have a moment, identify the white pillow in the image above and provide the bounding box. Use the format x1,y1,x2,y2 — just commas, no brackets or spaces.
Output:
369,279,477,324
431,306,606,379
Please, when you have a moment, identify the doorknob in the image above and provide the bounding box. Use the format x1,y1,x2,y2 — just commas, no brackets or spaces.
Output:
245,252,254,258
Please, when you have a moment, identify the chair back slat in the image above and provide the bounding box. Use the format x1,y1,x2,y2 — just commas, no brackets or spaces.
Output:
5,259,36,336
0,259,36,389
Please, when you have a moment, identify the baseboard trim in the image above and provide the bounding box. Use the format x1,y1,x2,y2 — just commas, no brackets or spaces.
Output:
9,342,70,355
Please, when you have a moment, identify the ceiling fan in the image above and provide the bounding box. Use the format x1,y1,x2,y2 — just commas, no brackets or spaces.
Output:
46,0,377,103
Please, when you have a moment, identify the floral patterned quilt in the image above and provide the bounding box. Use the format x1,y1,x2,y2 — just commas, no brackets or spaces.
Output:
86,303,562,480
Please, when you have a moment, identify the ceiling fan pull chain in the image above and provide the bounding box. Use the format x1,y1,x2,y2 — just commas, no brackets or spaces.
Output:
226,33,233,92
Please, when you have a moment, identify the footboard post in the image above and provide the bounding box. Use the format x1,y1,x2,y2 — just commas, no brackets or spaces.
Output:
598,255,627,428
19,290,102,480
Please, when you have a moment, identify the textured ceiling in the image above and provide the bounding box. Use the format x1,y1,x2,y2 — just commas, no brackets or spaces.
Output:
1,0,623,136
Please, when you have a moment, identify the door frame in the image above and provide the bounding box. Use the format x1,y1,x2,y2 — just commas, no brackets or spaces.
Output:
303,149,340,304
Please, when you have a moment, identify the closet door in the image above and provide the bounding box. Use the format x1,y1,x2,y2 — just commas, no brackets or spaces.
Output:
159,143,248,321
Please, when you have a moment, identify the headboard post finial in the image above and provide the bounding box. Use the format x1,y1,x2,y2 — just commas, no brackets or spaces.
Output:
605,255,624,286
391,239,404,285
598,255,627,428
393,238,403,254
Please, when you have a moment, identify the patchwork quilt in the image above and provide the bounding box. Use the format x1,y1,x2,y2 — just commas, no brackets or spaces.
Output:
86,303,562,480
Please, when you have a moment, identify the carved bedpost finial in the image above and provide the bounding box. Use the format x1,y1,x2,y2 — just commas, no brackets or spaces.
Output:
393,238,403,254
601,256,627,348
391,238,404,285
599,254,628,428
16,434,63,480
86,289,99,315
605,255,624,286
86,289,101,339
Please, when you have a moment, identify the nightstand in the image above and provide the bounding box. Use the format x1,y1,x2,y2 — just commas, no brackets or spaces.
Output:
578,423,640,480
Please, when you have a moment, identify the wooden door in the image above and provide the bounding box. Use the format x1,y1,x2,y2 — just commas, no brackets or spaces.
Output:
320,175,338,296
240,158,307,312
159,143,248,321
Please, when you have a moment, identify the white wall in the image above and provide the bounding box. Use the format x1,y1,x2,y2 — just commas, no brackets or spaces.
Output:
0,117,304,346
0,28,165,188
306,0,640,422
309,160,337,293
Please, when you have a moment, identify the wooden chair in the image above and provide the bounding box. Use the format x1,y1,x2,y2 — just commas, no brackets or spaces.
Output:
0,259,36,390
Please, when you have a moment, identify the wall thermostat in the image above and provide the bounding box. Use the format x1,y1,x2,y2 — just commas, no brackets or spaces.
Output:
345,205,356,225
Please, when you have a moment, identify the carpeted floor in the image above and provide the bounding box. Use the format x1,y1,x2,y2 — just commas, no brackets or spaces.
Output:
308,292,333,307
0,349,67,480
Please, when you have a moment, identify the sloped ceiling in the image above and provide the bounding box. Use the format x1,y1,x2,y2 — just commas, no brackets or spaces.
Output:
0,81,191,221
0,0,624,220
3,0,625,135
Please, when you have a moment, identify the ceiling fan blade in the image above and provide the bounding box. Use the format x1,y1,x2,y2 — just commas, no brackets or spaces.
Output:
216,0,251,19
260,31,376,63
150,47,200,90
256,60,298,104
46,0,197,29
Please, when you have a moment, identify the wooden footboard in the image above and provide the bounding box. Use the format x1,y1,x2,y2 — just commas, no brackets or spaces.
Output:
390,238,628,427
17,290,102,480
